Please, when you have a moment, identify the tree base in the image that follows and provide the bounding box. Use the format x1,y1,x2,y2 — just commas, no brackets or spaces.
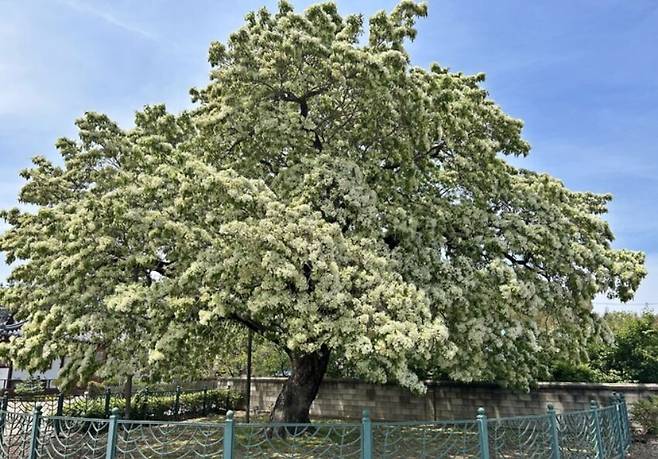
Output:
268,346,330,432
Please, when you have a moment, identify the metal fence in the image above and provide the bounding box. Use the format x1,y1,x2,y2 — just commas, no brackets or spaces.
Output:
0,393,632,458
1,386,241,421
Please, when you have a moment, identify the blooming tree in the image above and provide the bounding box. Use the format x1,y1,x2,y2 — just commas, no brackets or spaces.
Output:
0,1,645,422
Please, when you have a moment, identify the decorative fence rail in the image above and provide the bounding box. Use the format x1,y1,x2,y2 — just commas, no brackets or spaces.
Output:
0,393,632,458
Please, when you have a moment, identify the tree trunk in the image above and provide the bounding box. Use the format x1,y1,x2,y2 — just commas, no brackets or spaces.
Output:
123,374,133,419
269,346,330,425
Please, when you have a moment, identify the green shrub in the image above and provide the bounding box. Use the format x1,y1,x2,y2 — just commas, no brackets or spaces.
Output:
14,378,45,394
550,361,622,383
62,388,243,420
632,396,658,435
548,312,658,383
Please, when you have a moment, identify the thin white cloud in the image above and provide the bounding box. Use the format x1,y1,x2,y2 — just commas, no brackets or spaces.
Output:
57,0,158,42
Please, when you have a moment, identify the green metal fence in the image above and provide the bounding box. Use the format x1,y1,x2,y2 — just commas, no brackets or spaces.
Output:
1,386,241,421
0,393,632,458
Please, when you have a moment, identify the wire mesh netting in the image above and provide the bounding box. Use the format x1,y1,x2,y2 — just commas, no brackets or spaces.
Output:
372,420,481,458
3,388,238,422
556,409,597,458
0,410,32,458
6,395,61,416
488,414,552,458
0,398,632,458
234,422,362,458
35,416,109,459
116,419,226,458
598,406,622,458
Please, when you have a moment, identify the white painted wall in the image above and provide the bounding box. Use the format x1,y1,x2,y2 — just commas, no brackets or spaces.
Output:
8,359,63,388
0,367,9,389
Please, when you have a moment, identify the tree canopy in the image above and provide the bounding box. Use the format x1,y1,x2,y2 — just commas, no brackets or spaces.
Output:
551,311,658,383
0,0,645,420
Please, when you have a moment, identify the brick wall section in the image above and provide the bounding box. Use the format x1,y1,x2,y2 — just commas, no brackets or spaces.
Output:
217,377,658,421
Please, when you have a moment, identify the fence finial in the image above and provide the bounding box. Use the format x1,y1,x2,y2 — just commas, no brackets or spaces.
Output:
106,406,121,459
29,404,43,459
476,407,490,459
224,410,235,459
547,404,560,459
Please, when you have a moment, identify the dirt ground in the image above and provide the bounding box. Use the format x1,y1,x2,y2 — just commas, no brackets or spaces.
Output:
630,436,658,458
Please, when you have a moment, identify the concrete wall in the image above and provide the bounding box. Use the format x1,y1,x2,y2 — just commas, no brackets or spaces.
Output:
217,377,658,421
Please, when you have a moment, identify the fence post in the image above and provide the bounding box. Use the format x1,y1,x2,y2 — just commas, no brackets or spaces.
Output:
0,393,8,446
619,393,631,447
53,392,65,436
202,388,208,416
56,392,64,417
224,410,235,459
28,404,42,459
105,407,120,459
590,400,604,459
547,404,561,459
477,407,490,459
361,409,373,459
104,388,112,418
174,385,181,420
610,394,625,458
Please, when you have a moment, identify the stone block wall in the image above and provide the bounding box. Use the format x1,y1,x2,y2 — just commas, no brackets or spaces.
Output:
218,377,658,421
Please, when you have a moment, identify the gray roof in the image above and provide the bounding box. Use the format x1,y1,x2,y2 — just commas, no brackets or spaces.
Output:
0,308,23,339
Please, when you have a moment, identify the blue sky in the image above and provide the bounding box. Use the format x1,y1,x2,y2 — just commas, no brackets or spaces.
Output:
1,0,656,313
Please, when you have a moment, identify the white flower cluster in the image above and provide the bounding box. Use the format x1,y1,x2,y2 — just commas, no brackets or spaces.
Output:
0,2,645,392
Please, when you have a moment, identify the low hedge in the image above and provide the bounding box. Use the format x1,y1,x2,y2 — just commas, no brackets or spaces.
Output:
62,388,243,421
632,396,658,436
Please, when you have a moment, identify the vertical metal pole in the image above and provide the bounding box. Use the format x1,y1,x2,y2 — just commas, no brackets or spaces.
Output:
224,410,235,459
104,387,111,418
611,394,625,458
477,407,490,459
246,329,253,423
56,392,64,417
547,404,561,459
28,405,42,459
105,407,120,459
361,409,373,459
590,400,604,459
202,387,208,416
174,385,181,420
0,393,8,447
54,392,65,435
620,394,631,447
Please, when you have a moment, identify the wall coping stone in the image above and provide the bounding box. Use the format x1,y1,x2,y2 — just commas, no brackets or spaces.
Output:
218,377,658,392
